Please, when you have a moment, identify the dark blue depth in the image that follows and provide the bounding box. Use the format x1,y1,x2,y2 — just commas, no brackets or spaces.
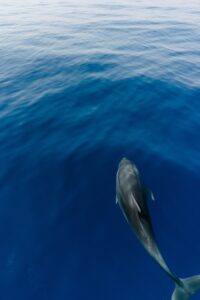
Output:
0,1,200,299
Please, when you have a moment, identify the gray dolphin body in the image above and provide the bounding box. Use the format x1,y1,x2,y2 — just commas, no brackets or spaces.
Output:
116,157,200,300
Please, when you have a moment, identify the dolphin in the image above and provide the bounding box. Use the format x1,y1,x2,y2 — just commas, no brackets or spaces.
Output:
116,157,200,300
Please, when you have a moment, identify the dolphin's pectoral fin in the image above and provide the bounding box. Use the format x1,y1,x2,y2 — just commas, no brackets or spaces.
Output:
142,186,155,202
116,192,121,205
116,195,119,205
150,190,155,201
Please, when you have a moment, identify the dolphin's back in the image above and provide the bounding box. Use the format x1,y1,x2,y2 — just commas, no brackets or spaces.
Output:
117,159,155,244
117,159,144,210
116,158,200,300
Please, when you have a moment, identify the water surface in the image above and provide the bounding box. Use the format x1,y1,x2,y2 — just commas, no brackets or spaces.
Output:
0,0,200,299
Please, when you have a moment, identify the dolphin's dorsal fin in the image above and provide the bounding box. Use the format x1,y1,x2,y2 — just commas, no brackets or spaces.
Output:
130,193,141,213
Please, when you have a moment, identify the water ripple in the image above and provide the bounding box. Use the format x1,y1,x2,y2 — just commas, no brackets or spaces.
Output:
1,1,200,299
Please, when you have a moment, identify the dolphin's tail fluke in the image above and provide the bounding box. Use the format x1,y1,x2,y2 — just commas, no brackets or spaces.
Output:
172,275,200,300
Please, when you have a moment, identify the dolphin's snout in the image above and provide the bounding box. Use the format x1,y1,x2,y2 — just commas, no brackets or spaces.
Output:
121,157,128,162
119,157,131,168
119,157,128,164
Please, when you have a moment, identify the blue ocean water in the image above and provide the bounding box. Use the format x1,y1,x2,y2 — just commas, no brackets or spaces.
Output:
1,0,200,299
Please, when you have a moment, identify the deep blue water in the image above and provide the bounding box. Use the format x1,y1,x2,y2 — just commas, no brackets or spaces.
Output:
1,0,200,299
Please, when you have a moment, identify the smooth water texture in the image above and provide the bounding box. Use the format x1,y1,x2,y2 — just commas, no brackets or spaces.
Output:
0,0,200,299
